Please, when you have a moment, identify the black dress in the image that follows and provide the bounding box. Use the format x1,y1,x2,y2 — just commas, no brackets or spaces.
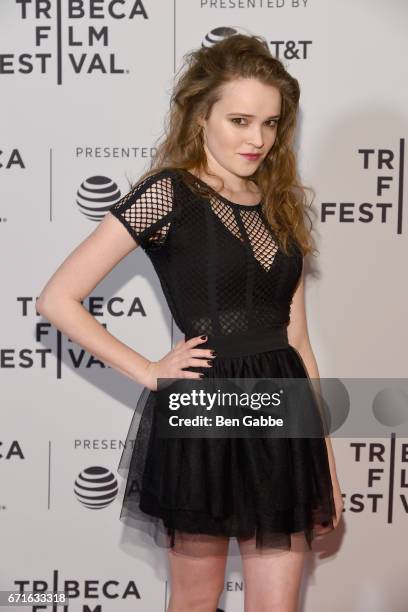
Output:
109,167,336,556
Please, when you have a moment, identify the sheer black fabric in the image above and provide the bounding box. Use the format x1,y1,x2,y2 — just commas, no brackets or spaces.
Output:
110,168,336,557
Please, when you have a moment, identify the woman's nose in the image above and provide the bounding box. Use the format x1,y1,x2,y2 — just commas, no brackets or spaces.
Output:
246,128,264,147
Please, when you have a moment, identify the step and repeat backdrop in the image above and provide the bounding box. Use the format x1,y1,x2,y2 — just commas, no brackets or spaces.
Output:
1,0,407,610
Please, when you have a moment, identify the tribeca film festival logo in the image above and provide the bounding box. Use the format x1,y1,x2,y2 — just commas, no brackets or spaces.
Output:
35,295,146,377
305,378,408,524
321,140,405,234
0,0,149,85
8,570,142,610
0,295,146,376
0,225,147,373
346,383,408,523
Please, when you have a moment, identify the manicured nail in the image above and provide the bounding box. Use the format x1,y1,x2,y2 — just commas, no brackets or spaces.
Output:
200,335,207,340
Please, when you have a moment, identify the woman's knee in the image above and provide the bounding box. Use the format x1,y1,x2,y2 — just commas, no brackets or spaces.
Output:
168,588,223,612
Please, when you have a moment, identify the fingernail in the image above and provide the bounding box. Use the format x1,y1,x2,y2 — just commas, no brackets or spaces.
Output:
207,360,213,365
200,335,207,340
211,350,217,356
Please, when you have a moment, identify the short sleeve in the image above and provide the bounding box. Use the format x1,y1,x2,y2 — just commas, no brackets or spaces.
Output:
109,170,176,251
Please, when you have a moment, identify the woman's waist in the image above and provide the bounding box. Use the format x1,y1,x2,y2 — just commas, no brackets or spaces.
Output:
183,326,289,359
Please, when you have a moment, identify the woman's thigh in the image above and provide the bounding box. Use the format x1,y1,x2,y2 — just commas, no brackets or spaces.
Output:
167,532,230,610
237,531,308,612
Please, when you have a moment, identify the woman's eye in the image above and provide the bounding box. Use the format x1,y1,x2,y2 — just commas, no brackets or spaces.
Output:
231,118,246,126
231,118,278,128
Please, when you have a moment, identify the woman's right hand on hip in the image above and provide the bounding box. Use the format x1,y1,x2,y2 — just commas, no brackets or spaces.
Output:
142,335,216,392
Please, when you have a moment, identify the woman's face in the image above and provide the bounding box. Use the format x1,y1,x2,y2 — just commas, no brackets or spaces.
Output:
198,77,281,183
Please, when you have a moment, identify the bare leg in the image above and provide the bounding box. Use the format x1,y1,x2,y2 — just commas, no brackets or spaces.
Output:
167,531,230,612
238,531,307,612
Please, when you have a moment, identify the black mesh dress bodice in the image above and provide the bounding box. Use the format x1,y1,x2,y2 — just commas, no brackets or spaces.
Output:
109,167,303,351
110,167,336,555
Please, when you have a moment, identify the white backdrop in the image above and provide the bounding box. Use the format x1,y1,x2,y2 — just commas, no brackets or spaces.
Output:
1,0,407,610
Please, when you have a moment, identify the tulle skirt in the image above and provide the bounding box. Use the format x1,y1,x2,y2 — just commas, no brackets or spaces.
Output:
117,341,337,557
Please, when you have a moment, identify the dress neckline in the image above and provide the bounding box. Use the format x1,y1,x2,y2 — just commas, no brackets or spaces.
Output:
179,168,262,210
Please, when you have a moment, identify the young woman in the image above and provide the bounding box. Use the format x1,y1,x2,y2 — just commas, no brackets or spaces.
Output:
37,34,344,612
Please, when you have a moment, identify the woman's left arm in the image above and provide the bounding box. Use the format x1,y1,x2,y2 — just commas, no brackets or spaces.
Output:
286,265,341,491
